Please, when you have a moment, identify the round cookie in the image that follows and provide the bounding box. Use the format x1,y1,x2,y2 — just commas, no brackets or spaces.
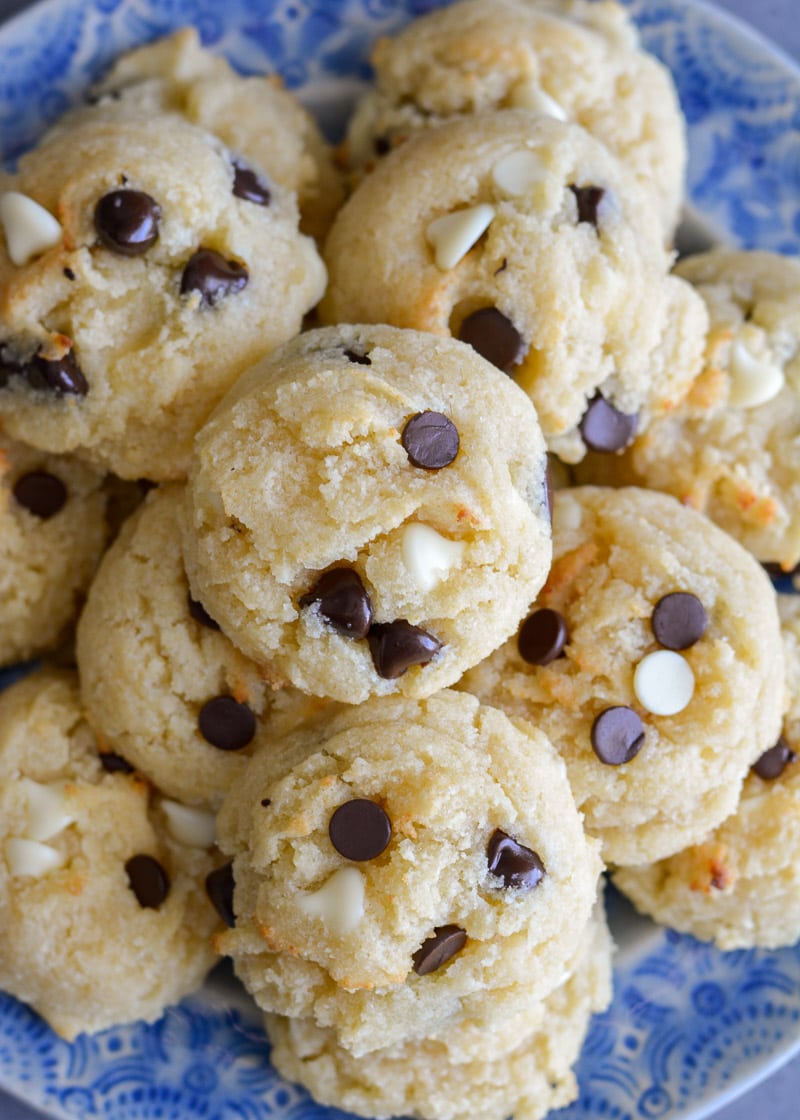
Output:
344,0,686,237
76,484,331,809
0,110,326,479
460,486,785,866
214,689,603,1055
0,668,220,1039
182,324,553,703
265,901,612,1120
613,593,800,949
321,111,706,463
0,433,109,666
577,250,800,573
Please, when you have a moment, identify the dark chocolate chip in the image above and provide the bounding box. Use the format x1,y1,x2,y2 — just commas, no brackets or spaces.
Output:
329,799,392,862
187,592,221,631
125,854,170,909
517,608,567,666
260,798,272,808
26,352,88,397
651,592,707,650
412,924,467,975
374,135,392,156
63,267,76,281
95,189,161,256
299,568,373,638
401,411,460,470
198,695,256,751
752,736,796,781
343,348,371,365
12,471,67,519
591,706,645,766
180,248,249,307
368,620,442,679
205,861,236,928
579,393,638,453
232,159,271,206
457,307,525,373
569,185,606,230
99,752,134,774
487,829,545,891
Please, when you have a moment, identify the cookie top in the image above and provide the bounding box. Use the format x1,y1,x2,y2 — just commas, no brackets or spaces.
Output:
182,324,553,702
460,486,785,866
344,0,686,237
321,111,706,463
215,689,602,1055
0,668,220,1039
0,110,326,479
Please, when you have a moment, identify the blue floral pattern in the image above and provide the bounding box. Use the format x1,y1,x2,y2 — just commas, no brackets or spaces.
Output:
0,1,799,1118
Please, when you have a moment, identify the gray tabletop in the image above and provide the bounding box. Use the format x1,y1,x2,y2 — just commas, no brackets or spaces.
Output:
0,0,798,1118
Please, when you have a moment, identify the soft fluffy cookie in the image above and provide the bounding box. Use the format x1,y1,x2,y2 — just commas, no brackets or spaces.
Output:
265,901,612,1120
0,668,220,1039
321,111,706,463
344,0,686,237
0,433,109,666
215,690,602,1055
182,324,552,703
460,486,785,866
0,111,325,479
578,250,800,572
613,594,800,948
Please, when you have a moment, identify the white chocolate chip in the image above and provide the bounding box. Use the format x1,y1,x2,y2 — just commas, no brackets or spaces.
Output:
508,80,568,121
20,778,75,842
401,522,465,591
161,800,217,848
492,150,548,197
296,867,365,934
0,191,63,266
633,650,695,716
4,837,65,878
426,204,495,271
728,336,785,408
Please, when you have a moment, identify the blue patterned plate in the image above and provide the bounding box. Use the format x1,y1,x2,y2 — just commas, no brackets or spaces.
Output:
1,1,799,1119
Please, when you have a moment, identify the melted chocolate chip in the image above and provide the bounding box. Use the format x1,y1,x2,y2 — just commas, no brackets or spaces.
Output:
651,592,707,651
591,706,645,766
299,568,373,638
517,608,567,666
125,854,170,909
752,736,796,780
12,471,67,519
99,752,135,774
187,592,221,631
95,189,161,256
579,393,638,453
180,248,249,307
412,925,467,975
26,352,88,397
232,159,271,206
569,185,606,230
198,696,256,751
343,348,371,365
329,799,392,862
401,411,460,470
205,861,236,928
487,829,545,891
457,307,525,373
368,620,442,679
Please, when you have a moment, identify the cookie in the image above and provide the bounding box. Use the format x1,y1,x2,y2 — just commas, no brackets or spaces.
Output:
0,110,326,479
182,324,553,703
0,433,109,666
0,668,220,1039
344,0,686,237
577,249,800,572
321,111,706,463
215,689,603,1055
460,486,785,866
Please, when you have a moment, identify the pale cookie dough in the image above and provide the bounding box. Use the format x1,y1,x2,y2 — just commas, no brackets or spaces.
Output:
265,901,613,1120
613,594,800,948
344,0,686,237
0,110,326,479
460,486,785,866
577,250,800,571
0,668,219,1039
0,433,109,666
182,324,552,703
321,111,706,463
215,690,603,1055
76,485,330,809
